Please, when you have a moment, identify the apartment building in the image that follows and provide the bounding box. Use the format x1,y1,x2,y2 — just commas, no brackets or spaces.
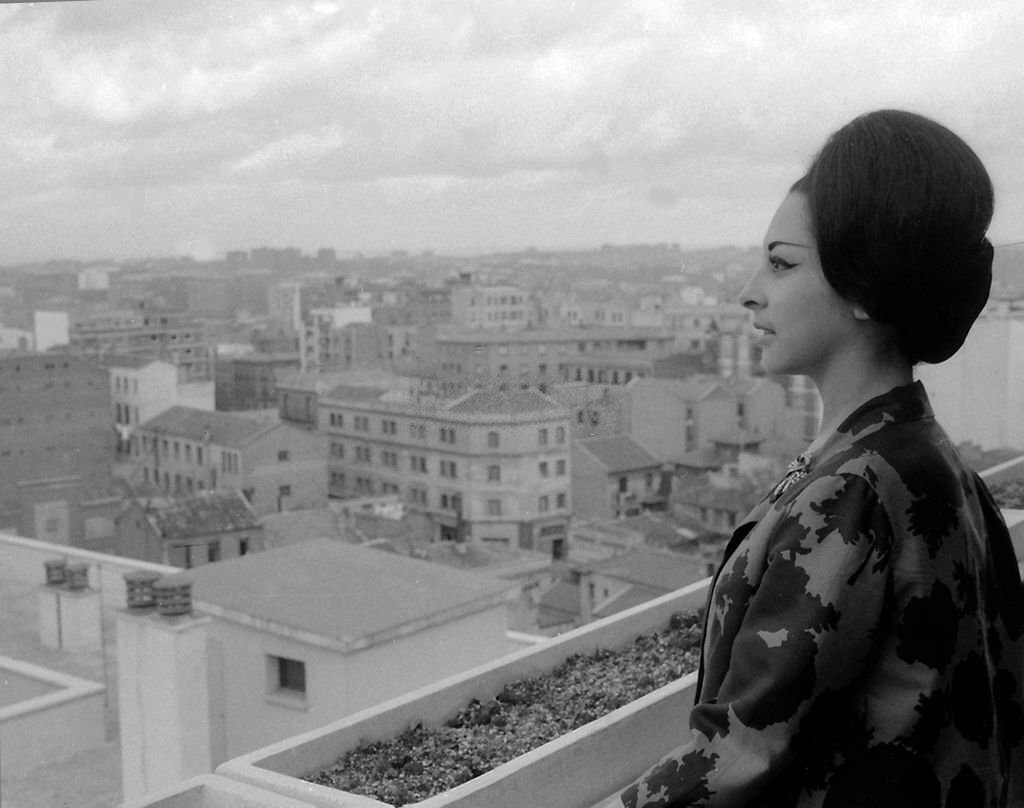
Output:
572,435,667,520
108,356,178,456
321,385,572,553
917,314,1024,450
68,305,214,382
298,306,378,371
559,351,706,386
626,375,789,462
430,326,678,391
449,283,534,330
214,352,301,411
0,352,114,522
372,284,452,326
133,406,327,516
116,489,264,567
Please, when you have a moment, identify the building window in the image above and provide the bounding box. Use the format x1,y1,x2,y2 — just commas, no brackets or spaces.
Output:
556,459,567,475
382,419,397,435
556,426,566,444
410,455,427,473
278,450,290,462
539,461,549,477
331,441,345,458
239,537,249,556
538,495,550,513
440,459,457,479
557,492,567,508
488,464,501,482
487,430,499,448
207,540,221,563
538,428,549,446
269,655,306,697
197,446,203,465
487,498,502,516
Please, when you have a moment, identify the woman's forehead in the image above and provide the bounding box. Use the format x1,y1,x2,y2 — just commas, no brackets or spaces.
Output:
764,192,813,248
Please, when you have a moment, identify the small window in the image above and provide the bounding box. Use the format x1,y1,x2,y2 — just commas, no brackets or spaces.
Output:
539,461,549,477
270,655,306,696
487,431,499,448
488,464,501,482
278,450,290,462
487,498,502,516
538,428,549,446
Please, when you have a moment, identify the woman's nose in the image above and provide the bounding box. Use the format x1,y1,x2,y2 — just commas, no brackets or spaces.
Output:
739,269,764,311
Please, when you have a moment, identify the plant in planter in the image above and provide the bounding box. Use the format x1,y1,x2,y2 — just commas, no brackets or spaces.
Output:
215,579,710,808
307,612,703,806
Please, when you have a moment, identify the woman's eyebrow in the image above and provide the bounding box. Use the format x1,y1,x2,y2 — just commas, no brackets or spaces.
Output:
767,240,810,251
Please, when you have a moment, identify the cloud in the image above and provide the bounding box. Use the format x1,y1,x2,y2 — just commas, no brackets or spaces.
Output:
1,0,1023,261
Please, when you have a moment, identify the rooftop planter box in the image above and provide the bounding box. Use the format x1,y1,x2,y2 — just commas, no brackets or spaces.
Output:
120,773,320,808
216,577,709,808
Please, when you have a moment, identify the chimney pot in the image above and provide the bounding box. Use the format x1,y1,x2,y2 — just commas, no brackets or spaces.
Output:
153,577,193,617
124,570,161,608
44,557,67,586
64,562,89,590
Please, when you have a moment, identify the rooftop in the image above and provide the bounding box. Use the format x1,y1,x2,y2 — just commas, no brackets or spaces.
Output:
167,538,514,651
128,491,259,540
576,435,662,472
584,548,708,593
436,325,675,344
445,388,564,415
138,405,276,447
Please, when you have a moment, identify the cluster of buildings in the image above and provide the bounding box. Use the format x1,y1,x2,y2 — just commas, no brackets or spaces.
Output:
0,242,1021,805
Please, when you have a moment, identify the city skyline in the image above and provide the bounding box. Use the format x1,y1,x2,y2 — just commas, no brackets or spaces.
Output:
2,1,1024,263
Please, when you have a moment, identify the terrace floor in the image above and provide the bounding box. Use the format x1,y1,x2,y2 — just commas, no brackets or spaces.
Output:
0,576,123,808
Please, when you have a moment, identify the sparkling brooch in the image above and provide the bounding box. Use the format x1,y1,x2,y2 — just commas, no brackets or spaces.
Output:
769,453,812,503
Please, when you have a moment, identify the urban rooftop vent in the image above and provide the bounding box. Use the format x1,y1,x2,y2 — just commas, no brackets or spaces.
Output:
44,557,67,586
153,577,193,617
64,562,89,590
124,570,161,609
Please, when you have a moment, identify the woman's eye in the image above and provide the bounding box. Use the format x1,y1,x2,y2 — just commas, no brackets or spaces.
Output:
769,255,796,272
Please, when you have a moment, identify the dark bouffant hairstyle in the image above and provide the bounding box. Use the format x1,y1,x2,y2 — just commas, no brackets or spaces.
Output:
793,109,994,365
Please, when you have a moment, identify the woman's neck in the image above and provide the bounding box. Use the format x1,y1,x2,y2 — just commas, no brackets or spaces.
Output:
810,352,913,448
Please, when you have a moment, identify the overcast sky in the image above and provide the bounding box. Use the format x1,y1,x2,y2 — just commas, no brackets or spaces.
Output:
1,0,1022,263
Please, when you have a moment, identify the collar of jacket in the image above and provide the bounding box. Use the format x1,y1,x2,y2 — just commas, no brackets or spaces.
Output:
724,380,934,560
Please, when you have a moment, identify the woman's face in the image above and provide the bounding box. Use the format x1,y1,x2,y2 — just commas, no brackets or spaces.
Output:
741,192,862,380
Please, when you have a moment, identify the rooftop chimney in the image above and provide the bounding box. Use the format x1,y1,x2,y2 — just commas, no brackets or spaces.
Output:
123,570,161,609
153,577,193,617
44,557,67,586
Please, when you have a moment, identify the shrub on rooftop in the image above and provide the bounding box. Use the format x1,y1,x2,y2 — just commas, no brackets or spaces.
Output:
307,611,703,806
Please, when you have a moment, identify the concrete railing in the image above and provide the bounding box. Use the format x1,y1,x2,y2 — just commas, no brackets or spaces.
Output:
210,578,710,808
0,532,177,612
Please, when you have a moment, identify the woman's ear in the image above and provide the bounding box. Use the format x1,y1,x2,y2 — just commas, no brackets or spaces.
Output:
851,302,872,321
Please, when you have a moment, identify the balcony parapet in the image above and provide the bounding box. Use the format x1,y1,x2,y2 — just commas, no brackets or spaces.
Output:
214,577,710,808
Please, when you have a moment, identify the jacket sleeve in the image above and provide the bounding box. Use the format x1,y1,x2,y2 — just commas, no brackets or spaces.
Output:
620,470,894,807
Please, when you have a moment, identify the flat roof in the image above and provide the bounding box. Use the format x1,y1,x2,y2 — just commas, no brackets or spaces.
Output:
169,539,513,652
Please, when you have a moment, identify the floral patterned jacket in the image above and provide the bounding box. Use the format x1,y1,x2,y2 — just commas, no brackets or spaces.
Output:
620,382,1024,807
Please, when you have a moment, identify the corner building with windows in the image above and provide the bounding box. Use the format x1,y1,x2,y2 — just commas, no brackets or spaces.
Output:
321,386,573,553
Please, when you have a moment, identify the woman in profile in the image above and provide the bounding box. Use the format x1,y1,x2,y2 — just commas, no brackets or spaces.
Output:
608,110,1024,807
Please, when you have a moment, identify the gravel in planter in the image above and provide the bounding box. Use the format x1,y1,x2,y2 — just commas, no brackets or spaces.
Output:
307,611,703,806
